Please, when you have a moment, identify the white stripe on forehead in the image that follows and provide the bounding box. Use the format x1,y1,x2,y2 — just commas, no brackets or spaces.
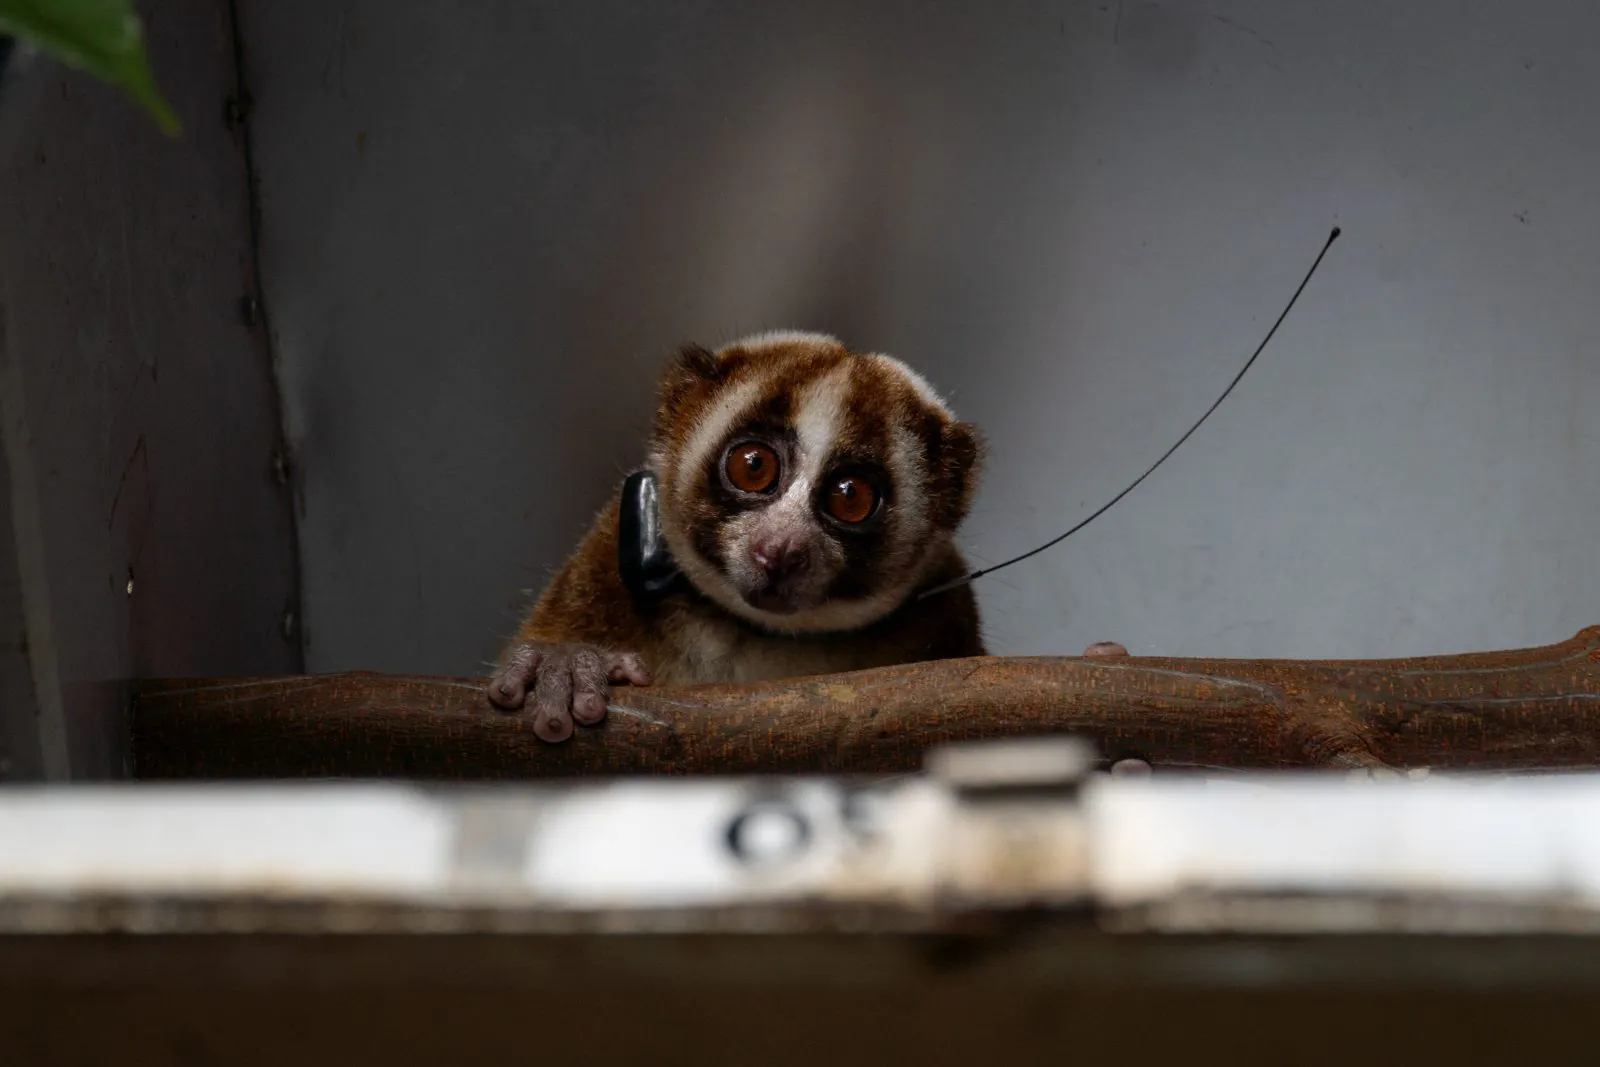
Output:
792,361,853,480
865,353,952,416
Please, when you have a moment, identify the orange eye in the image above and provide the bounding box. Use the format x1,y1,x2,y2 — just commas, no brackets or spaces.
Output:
825,475,878,525
725,443,780,493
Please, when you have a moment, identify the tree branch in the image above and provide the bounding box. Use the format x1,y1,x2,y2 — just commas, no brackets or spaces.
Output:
130,626,1600,779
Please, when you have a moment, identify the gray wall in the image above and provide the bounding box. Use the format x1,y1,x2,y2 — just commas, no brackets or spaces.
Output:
0,1,302,778
242,0,1599,676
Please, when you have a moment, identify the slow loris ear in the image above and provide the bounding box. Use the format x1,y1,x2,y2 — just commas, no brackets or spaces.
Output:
656,343,722,416
930,418,984,531
652,342,730,453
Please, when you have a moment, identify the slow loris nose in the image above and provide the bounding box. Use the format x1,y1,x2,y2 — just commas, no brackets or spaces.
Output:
751,536,809,581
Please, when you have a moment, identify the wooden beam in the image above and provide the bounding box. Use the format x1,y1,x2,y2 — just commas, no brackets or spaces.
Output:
9,934,1600,1067
128,626,1600,779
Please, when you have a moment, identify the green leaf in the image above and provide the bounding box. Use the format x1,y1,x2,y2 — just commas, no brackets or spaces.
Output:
0,0,181,136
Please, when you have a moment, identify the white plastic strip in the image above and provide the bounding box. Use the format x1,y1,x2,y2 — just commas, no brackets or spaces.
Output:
0,786,454,897
1,772,1599,924
1086,774,1600,907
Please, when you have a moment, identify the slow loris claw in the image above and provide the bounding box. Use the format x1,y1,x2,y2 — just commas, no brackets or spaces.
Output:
486,640,652,743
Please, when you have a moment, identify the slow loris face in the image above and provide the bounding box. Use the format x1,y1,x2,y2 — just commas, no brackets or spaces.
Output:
649,331,981,634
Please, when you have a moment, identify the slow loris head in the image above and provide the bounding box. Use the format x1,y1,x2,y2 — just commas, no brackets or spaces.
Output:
648,330,982,634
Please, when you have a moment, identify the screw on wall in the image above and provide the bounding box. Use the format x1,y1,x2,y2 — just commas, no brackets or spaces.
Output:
270,447,291,486
222,92,252,131
125,568,135,598
238,294,260,327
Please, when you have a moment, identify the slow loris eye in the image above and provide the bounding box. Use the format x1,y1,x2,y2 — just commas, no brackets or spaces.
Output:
824,474,878,524
725,443,780,493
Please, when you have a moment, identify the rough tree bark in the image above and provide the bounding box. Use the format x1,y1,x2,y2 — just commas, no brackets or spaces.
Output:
127,625,1600,779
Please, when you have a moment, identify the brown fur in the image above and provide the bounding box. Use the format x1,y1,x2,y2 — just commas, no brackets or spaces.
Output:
513,491,983,686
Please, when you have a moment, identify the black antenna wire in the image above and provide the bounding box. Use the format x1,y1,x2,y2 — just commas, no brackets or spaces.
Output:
919,226,1342,601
